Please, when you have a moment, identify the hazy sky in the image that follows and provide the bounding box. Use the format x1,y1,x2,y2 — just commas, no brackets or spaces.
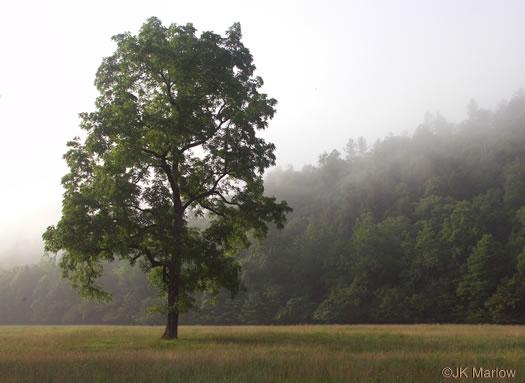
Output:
0,0,524,266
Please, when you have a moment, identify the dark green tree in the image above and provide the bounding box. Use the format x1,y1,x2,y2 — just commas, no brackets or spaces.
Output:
42,17,290,339
457,234,505,320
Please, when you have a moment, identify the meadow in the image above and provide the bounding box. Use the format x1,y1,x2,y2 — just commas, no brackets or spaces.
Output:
0,324,523,382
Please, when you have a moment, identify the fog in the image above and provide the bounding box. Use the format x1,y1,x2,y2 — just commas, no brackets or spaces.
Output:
0,0,524,266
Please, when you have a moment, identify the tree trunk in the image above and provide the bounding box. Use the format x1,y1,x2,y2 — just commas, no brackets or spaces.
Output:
162,264,179,339
162,308,179,339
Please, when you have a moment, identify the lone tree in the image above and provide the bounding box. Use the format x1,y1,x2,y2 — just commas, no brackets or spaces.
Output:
43,17,291,339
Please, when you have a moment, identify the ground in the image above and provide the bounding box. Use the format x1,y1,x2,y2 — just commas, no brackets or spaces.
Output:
0,324,522,382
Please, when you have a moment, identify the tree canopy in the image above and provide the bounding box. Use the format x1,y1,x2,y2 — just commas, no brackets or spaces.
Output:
42,17,291,339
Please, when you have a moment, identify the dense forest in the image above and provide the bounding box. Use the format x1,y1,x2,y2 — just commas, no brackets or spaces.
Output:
2,93,525,325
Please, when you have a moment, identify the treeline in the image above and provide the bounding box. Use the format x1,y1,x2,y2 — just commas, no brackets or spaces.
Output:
0,260,165,325
2,92,525,325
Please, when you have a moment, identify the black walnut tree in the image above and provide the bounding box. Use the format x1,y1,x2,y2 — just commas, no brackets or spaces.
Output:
43,17,291,339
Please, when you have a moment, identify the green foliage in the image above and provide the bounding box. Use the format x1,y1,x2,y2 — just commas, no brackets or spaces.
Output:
42,17,290,333
0,90,519,326
457,234,506,320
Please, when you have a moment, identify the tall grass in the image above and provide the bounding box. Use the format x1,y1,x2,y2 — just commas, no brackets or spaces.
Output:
0,325,523,382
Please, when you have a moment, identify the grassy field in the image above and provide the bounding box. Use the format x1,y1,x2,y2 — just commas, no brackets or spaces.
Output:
0,324,523,382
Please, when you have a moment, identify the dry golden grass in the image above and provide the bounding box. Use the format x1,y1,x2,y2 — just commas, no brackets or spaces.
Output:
0,324,523,382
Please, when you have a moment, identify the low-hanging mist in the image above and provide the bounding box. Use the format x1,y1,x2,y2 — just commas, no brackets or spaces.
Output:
2,92,525,325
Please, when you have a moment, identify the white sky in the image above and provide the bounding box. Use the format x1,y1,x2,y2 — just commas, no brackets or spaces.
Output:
0,0,524,266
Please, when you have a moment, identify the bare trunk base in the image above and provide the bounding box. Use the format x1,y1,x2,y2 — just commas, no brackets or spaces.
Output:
162,310,179,339
163,262,180,339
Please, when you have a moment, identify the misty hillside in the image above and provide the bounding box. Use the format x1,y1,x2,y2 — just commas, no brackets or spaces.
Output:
2,92,525,325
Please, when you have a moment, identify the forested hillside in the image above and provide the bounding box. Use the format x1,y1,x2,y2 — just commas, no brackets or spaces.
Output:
2,93,525,325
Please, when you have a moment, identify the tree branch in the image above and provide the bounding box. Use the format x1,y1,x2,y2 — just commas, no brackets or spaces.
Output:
159,159,183,215
129,245,162,267
179,118,227,154
141,148,164,159
197,200,226,217
141,145,171,160
160,72,177,106
182,128,230,209
123,204,159,217
84,262,97,286
183,171,229,209
214,191,242,207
